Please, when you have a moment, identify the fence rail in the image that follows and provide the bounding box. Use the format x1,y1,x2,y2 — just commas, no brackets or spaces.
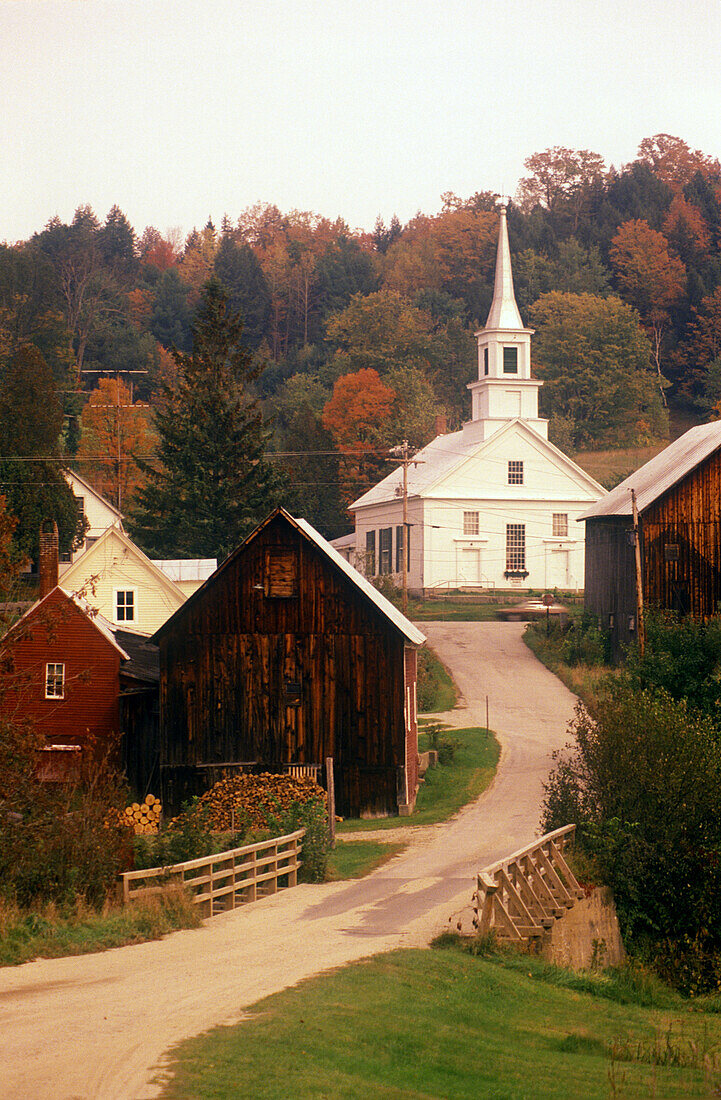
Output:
120,828,305,918
471,824,584,943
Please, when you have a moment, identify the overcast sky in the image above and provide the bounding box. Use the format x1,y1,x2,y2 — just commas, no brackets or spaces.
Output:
2,0,720,243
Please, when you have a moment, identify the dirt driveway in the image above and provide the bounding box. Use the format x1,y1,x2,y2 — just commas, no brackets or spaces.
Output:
0,622,577,1100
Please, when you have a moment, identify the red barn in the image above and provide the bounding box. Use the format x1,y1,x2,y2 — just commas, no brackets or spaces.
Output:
0,586,130,778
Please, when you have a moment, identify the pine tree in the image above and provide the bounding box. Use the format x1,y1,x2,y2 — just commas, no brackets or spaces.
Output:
129,279,282,559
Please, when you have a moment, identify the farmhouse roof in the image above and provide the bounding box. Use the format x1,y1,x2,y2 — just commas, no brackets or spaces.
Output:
1,585,129,660
580,422,721,520
153,508,426,648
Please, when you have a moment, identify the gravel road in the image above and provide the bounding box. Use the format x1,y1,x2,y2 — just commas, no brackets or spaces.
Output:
0,621,577,1100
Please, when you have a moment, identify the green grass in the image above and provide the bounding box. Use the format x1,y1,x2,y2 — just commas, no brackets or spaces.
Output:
417,645,458,712
523,621,616,708
408,597,502,621
160,944,721,1098
326,839,406,880
0,886,202,967
337,726,499,834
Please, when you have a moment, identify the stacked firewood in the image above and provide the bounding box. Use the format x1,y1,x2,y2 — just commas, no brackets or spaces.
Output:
180,772,325,832
122,794,162,835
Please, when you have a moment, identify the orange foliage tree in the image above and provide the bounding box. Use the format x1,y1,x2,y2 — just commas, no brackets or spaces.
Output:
609,220,686,398
636,134,721,190
76,378,154,509
322,368,395,504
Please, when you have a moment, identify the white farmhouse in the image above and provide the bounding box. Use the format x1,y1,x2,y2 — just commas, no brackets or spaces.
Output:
349,204,606,593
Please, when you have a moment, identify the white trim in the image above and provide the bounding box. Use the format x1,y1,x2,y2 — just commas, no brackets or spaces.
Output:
45,662,65,699
114,586,138,624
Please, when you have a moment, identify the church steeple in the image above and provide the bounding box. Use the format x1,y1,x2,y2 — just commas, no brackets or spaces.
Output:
463,202,547,443
485,203,524,330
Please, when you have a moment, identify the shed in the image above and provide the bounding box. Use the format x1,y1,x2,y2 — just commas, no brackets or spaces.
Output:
153,508,426,818
581,422,721,660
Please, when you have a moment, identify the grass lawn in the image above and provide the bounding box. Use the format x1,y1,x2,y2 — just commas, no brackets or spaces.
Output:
0,887,201,968
326,839,406,880
160,942,721,1098
337,726,499,834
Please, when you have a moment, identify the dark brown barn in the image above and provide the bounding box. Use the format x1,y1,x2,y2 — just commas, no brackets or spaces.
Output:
581,423,721,660
153,508,426,818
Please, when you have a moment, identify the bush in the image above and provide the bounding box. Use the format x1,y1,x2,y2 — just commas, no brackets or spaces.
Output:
625,609,721,720
425,722,460,765
542,685,721,990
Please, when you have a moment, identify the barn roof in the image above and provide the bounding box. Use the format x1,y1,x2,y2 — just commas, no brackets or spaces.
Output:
153,508,426,648
580,422,721,520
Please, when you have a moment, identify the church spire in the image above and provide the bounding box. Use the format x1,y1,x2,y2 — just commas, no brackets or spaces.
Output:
485,203,524,330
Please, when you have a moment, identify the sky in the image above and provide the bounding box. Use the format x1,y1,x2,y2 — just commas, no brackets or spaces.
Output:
2,0,721,244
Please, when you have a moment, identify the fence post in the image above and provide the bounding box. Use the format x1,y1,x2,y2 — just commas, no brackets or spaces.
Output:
326,756,336,848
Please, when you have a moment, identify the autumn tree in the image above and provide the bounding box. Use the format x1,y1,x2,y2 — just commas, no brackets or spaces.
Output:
516,146,606,230
129,279,282,559
609,220,686,398
76,378,154,509
636,134,721,190
530,292,667,448
322,368,395,504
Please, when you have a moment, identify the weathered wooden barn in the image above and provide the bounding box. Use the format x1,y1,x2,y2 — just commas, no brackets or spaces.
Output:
581,422,721,660
153,508,426,818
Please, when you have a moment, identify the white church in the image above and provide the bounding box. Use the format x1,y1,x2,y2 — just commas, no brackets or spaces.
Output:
348,204,606,593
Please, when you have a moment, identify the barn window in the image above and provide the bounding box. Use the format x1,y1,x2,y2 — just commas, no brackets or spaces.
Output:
365,530,376,575
115,589,136,622
505,524,526,572
379,527,392,574
265,548,298,597
284,679,302,706
552,513,568,537
395,525,410,571
463,511,479,535
508,460,524,485
503,346,518,374
45,662,65,699
664,543,680,562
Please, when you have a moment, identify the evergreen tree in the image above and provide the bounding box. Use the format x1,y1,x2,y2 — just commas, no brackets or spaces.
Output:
129,279,283,559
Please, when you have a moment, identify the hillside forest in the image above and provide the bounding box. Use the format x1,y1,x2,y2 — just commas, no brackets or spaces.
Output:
2,132,721,561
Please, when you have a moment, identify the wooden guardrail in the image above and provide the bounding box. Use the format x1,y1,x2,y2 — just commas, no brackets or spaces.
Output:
119,828,305,918
469,824,584,943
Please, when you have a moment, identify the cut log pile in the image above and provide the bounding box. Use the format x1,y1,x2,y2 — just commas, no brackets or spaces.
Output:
123,794,162,835
176,772,325,832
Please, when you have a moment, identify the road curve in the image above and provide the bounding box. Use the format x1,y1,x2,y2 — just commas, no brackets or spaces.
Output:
0,622,577,1100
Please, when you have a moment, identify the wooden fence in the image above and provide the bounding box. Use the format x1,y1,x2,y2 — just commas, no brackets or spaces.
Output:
470,824,584,943
119,828,305,918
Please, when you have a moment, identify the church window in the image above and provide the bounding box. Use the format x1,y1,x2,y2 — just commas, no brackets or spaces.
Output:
484,348,489,376
508,460,524,485
503,346,518,374
552,513,568,537
506,524,526,571
379,527,392,574
365,530,376,575
463,511,479,536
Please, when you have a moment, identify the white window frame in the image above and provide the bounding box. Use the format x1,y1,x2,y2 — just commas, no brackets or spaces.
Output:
463,511,479,536
552,513,569,537
114,588,137,623
45,662,65,699
508,460,524,485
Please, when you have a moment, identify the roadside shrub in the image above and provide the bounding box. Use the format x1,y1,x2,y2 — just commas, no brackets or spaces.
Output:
425,722,460,765
559,610,610,666
625,609,721,720
542,685,721,990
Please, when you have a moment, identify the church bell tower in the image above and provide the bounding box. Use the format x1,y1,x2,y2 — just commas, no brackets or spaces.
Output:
464,203,548,443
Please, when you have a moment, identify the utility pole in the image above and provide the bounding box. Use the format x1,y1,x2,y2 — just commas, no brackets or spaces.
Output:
631,488,646,658
401,439,408,615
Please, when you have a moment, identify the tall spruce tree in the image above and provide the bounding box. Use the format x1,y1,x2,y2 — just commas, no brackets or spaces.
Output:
129,278,282,560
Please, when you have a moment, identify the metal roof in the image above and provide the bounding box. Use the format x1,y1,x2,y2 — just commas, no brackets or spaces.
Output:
484,204,526,331
294,517,426,647
580,422,721,520
153,559,217,583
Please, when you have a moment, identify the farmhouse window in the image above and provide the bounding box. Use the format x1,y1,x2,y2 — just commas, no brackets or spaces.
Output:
505,524,526,572
503,346,518,374
379,527,393,574
508,460,524,485
115,590,136,622
552,513,568,537
265,548,298,597
395,525,410,571
365,530,376,575
45,662,65,699
463,511,479,536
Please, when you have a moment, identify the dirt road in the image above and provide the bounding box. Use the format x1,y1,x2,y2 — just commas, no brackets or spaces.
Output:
0,622,577,1100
